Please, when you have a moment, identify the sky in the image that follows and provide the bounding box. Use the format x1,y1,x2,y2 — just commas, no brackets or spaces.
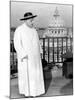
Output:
10,1,73,28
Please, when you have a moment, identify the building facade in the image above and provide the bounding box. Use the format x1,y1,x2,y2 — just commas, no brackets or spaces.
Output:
40,8,73,63
43,7,72,38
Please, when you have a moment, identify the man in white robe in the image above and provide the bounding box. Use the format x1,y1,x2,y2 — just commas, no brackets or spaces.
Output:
14,12,45,97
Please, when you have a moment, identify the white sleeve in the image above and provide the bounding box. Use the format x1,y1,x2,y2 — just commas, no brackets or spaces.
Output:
14,28,27,59
39,42,43,54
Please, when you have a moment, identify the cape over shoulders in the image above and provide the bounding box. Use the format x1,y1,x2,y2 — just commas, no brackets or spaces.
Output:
15,23,37,39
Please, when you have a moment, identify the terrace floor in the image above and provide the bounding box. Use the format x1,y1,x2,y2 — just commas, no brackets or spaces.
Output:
10,67,73,99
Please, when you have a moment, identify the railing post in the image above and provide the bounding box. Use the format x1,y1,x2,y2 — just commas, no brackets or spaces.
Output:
43,38,45,60
57,38,59,63
66,37,68,52
53,38,54,63
62,37,63,62
11,40,14,73
71,38,73,51
48,38,50,63
70,37,72,51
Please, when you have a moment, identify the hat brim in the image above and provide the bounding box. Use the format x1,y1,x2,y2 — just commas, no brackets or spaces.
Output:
20,15,37,21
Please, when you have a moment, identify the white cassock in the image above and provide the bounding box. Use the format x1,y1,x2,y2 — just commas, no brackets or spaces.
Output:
14,23,45,96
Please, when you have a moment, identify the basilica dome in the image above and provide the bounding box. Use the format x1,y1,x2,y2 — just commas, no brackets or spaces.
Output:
43,7,67,38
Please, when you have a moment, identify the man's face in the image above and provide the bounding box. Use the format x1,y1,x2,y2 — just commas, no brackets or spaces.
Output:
26,18,34,28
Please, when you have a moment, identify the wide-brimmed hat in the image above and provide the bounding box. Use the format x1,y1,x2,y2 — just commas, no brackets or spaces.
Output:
20,12,37,21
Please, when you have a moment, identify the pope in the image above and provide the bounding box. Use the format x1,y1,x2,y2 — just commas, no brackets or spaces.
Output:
14,12,45,97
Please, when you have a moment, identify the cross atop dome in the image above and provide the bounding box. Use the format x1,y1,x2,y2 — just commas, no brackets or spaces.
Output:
53,7,60,18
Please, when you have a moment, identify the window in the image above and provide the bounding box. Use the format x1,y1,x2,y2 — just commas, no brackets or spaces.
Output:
55,31,57,33
58,30,60,33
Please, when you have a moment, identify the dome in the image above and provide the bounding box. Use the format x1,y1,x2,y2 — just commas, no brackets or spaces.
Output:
49,7,65,27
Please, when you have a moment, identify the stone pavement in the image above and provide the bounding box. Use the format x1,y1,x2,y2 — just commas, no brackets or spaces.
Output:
10,67,73,99
43,77,73,97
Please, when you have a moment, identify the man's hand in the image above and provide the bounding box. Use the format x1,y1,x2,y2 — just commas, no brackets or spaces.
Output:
21,55,28,62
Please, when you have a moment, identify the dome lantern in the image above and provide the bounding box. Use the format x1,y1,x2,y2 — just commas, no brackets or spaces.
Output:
49,7,65,28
